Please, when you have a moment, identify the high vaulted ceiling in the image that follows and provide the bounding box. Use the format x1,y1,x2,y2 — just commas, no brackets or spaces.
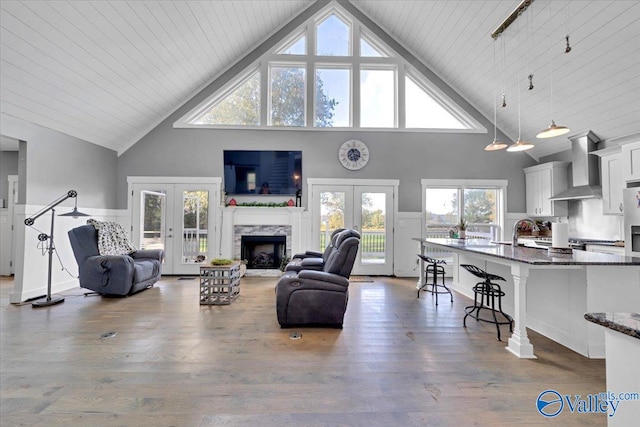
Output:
1,1,639,159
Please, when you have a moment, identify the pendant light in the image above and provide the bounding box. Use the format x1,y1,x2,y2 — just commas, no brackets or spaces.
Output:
485,38,507,151
507,17,534,152
537,2,570,139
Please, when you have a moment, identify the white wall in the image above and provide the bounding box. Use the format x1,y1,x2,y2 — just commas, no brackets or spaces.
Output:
1,115,120,302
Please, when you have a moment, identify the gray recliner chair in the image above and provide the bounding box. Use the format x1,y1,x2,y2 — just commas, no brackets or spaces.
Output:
284,228,345,273
276,229,360,328
68,224,164,296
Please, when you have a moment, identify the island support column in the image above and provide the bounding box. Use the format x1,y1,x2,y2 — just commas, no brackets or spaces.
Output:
416,240,425,290
506,263,537,359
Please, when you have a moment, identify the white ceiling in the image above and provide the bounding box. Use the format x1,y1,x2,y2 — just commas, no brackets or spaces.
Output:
1,0,639,159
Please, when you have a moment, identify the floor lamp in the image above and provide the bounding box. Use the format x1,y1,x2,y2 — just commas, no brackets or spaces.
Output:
24,190,89,308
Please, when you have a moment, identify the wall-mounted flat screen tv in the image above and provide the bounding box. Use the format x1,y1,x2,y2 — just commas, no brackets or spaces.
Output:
223,150,302,195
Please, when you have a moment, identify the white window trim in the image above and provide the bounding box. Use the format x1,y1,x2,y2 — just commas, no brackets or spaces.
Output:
268,62,308,127
405,69,483,130
360,29,393,58
174,64,261,127
421,179,508,240
276,27,308,55
174,1,486,134
360,64,398,128
314,7,353,57
314,64,353,128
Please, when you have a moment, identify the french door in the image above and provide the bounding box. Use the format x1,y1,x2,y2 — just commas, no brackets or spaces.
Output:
130,179,220,275
310,180,396,275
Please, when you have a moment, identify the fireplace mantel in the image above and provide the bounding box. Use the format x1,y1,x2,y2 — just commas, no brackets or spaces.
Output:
219,207,305,262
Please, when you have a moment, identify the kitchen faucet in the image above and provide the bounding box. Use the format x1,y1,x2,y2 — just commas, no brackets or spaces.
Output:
512,218,540,246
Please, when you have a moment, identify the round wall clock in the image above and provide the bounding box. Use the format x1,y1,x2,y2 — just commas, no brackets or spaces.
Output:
338,139,370,170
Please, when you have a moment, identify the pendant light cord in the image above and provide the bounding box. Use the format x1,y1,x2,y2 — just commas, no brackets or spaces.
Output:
501,34,507,107
517,18,522,141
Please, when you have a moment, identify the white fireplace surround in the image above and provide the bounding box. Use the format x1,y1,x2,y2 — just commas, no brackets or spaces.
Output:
219,207,305,269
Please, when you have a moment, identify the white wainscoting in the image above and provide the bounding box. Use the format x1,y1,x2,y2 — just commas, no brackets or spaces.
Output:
10,205,125,303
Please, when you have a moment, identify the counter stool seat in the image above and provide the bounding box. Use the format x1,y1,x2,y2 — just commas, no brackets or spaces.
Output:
417,254,453,305
460,264,513,341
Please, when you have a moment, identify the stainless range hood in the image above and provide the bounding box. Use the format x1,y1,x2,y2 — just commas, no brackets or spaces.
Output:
549,131,602,201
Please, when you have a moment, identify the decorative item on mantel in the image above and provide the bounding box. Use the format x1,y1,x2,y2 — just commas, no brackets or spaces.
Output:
295,189,302,207
228,198,237,206
287,199,295,207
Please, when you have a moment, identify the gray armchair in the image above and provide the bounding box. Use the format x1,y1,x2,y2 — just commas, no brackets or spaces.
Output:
276,229,360,328
68,224,163,296
291,228,345,260
285,228,345,273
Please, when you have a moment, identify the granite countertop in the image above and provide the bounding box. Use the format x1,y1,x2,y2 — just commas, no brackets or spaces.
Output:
414,238,640,266
584,313,640,340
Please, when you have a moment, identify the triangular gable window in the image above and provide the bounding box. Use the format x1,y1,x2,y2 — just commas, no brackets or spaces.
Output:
405,74,468,129
360,33,389,57
278,33,306,55
193,70,260,126
175,1,483,133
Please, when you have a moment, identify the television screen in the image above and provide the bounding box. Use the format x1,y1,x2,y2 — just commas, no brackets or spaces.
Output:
223,150,302,195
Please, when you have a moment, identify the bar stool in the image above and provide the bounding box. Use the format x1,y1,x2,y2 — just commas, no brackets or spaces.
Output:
416,254,453,305
460,264,513,341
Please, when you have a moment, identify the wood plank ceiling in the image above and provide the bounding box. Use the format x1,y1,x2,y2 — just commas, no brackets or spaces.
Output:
1,0,639,159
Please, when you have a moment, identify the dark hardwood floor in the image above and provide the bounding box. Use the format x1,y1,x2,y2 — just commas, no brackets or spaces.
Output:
0,275,606,426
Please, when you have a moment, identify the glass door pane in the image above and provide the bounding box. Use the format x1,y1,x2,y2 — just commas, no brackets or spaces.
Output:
359,191,386,264
354,186,393,275
181,190,209,264
319,191,346,252
141,190,167,251
312,183,394,275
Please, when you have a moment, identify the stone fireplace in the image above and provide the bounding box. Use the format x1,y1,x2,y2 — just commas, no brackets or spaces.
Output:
220,207,305,276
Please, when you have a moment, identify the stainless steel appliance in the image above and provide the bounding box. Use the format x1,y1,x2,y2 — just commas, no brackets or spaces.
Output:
623,188,640,256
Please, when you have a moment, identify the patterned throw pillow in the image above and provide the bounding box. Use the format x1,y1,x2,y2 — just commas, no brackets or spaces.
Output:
87,219,136,256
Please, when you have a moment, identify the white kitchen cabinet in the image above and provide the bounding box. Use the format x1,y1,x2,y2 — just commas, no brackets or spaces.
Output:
524,162,569,217
622,141,640,183
593,146,624,215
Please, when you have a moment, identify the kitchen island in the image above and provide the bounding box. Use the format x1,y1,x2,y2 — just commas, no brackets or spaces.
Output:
414,238,640,359
584,313,640,426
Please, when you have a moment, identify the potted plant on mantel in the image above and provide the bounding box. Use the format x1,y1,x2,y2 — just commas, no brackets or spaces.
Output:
457,219,467,239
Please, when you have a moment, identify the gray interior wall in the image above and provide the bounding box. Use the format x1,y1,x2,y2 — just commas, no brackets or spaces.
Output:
0,150,18,205
117,0,538,211
118,125,535,212
1,115,118,208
